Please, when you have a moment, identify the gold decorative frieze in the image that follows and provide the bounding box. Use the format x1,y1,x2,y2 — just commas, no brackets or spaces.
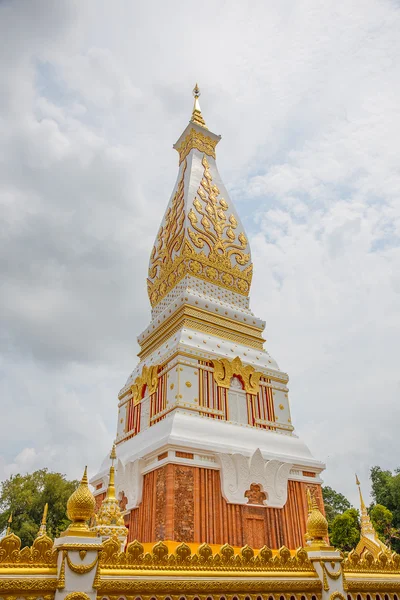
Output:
343,548,400,574
99,538,316,573
138,304,265,358
213,356,263,395
0,532,57,568
175,128,217,164
130,365,159,402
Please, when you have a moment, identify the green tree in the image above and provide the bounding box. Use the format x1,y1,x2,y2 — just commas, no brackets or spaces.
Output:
0,469,78,547
322,486,351,524
369,503,396,546
330,508,360,552
370,466,400,553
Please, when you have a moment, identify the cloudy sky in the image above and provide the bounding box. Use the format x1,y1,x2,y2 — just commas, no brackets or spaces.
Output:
1,0,399,507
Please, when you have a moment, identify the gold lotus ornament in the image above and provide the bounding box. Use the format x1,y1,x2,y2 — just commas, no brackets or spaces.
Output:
62,467,96,537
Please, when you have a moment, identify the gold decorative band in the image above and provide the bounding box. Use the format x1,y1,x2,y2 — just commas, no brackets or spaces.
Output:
175,128,218,164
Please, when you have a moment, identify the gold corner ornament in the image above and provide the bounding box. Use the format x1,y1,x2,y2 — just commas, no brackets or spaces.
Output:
213,356,262,395
176,128,217,164
147,155,252,308
130,364,159,402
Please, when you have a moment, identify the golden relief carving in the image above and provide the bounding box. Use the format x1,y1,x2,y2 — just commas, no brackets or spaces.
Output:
0,532,56,567
188,156,251,271
148,159,187,287
98,538,315,573
131,364,159,402
147,155,253,308
343,548,400,574
175,128,217,164
98,579,322,595
213,356,263,395
0,578,57,593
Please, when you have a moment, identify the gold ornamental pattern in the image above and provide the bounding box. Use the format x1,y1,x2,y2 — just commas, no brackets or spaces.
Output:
187,155,251,276
175,128,217,164
99,538,315,573
213,356,263,395
147,155,253,308
130,365,159,403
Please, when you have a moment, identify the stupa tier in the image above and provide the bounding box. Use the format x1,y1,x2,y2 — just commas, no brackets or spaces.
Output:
91,86,325,549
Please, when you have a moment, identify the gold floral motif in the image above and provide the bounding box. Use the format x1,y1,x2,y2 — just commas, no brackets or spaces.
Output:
175,128,218,164
187,156,251,273
131,364,159,402
213,356,263,395
148,160,187,296
147,155,253,308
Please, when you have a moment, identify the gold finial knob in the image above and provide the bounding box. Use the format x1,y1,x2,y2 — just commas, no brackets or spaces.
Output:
355,473,360,486
305,488,329,546
190,83,207,129
63,466,96,537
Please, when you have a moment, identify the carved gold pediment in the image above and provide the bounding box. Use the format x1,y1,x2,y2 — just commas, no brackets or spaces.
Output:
130,365,159,403
213,356,262,395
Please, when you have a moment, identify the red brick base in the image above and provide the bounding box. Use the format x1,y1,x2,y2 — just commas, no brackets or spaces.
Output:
124,464,324,549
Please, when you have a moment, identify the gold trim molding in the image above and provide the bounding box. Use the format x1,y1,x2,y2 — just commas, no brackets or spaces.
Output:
138,304,265,358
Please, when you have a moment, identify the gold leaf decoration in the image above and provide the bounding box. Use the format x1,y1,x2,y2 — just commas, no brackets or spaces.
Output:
147,154,253,308
213,356,263,395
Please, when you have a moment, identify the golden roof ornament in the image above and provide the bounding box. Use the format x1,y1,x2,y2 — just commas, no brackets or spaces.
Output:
190,83,208,129
91,443,127,545
356,474,376,536
305,488,329,547
36,503,48,537
63,466,96,537
355,474,389,557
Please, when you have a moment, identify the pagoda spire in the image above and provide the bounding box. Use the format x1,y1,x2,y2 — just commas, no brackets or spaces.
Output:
190,83,208,129
37,503,48,537
91,443,127,547
355,474,376,537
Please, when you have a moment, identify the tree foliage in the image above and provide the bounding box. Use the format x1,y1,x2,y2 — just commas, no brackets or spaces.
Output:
0,469,78,547
330,508,360,551
322,485,351,523
370,466,400,552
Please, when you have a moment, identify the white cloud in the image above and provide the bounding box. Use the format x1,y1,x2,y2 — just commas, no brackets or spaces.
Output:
0,0,399,508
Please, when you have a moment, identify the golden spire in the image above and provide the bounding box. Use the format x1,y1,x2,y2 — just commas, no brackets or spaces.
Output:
106,443,117,501
91,444,127,542
6,513,12,536
37,503,48,537
63,466,96,537
355,474,376,537
190,83,208,129
305,488,329,547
